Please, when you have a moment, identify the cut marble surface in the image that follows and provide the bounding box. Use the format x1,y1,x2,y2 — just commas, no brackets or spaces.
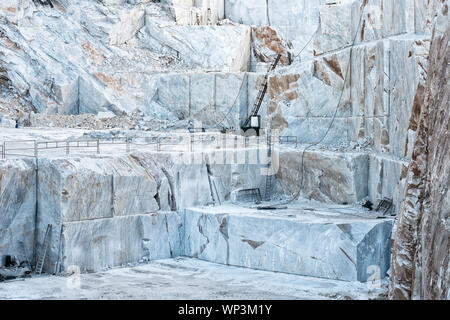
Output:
0,257,387,300
58,213,183,273
184,202,394,282
0,158,36,263
278,148,369,204
37,156,159,223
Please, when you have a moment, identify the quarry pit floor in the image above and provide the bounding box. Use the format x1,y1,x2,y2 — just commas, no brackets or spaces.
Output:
0,258,386,300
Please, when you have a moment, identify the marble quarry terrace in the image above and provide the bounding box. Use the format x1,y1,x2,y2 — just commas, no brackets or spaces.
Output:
0,0,448,301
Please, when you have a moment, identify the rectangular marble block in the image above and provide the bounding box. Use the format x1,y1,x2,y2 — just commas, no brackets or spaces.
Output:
42,212,183,273
184,206,393,282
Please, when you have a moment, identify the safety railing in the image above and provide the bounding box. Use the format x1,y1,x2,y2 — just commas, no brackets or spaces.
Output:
0,134,299,159
279,136,298,147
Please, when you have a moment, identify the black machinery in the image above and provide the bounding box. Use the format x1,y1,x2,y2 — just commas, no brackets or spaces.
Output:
241,54,282,136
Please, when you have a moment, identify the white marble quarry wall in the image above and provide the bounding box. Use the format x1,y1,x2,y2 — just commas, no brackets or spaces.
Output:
146,24,251,72
277,150,369,204
224,0,325,29
267,50,351,144
350,37,429,155
225,0,438,56
150,72,263,127
264,0,432,156
61,213,183,272
388,37,430,157
184,207,394,282
0,159,36,264
0,1,252,118
225,0,327,60
1,148,396,274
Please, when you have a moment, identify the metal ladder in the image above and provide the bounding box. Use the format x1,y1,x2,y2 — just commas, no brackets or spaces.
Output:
264,135,273,201
264,175,272,201
17,241,32,270
36,224,52,274
242,54,282,129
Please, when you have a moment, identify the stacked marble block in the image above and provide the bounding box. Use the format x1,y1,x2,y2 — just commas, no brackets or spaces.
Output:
1,149,394,281
266,1,431,155
33,151,268,273
34,155,182,273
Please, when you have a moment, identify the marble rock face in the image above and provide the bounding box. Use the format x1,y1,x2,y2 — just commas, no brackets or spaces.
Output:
0,159,36,262
35,155,160,272
60,212,183,272
146,24,251,72
149,72,250,126
224,0,326,29
131,150,269,209
166,0,225,26
252,26,293,66
277,149,369,205
368,155,408,215
109,6,145,45
32,150,272,272
267,39,430,152
0,0,251,120
184,206,394,282
37,156,159,223
388,37,430,157
267,49,351,143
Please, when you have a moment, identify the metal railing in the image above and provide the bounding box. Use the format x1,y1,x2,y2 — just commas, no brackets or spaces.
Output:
279,136,298,147
0,134,299,159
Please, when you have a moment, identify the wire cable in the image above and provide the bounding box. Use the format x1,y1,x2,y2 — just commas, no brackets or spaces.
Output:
259,4,367,209
214,72,248,130
292,25,320,61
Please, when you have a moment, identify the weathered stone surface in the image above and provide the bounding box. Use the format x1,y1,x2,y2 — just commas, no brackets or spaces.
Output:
146,24,251,71
391,11,449,300
252,26,292,66
184,205,394,282
146,71,256,127
388,37,430,157
267,48,351,142
109,6,145,45
224,0,325,30
0,0,253,120
0,158,36,262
